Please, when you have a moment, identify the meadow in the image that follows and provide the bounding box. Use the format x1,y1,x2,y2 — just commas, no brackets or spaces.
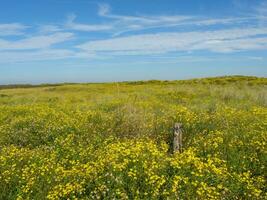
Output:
0,76,266,199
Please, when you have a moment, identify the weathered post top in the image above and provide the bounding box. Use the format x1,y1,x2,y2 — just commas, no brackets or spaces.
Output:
173,123,183,153
174,123,182,130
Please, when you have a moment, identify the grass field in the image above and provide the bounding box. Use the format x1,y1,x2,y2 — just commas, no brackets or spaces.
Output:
0,76,266,199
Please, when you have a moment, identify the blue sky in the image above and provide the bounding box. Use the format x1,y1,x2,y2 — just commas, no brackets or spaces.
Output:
0,0,267,84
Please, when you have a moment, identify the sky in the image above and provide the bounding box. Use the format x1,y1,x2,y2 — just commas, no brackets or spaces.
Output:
0,0,267,84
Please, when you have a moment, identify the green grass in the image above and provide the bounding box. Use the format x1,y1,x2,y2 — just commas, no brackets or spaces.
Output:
0,76,266,199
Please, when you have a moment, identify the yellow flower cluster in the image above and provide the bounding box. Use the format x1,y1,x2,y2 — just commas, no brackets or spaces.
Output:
0,77,266,199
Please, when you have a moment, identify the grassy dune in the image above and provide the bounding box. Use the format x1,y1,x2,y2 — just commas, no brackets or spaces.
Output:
0,76,266,199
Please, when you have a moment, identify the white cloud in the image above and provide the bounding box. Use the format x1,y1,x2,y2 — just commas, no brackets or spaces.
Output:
1,2,267,63
248,56,263,60
111,16,253,37
0,23,28,36
97,3,190,24
0,49,73,63
0,49,95,63
98,3,110,16
95,3,256,36
77,27,267,55
191,37,267,53
0,32,74,50
96,4,193,35
65,13,113,32
191,17,250,26
59,3,248,37
58,4,260,37
257,2,267,26
255,1,267,16
38,25,62,33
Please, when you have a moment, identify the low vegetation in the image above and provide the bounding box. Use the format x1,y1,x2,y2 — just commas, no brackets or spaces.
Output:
0,76,266,199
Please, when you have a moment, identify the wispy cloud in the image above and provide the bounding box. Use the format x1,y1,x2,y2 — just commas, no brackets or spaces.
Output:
95,3,257,36
255,1,267,16
0,32,74,50
97,3,191,23
48,2,263,38
64,3,250,36
0,49,74,63
98,3,110,16
38,25,62,34
248,56,263,60
253,1,267,26
1,2,267,63
97,3,193,35
0,49,95,63
65,13,113,32
77,27,267,55
0,23,28,36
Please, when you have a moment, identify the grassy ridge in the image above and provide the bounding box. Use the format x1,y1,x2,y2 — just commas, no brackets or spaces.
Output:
0,76,266,199
1,75,266,90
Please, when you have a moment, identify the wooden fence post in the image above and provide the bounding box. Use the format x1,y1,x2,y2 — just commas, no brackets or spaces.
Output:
173,123,183,153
